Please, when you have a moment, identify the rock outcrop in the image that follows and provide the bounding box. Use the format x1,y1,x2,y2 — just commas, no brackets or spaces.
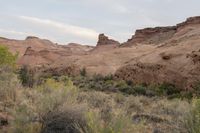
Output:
115,63,188,89
97,34,120,46
123,16,200,46
177,16,200,29
123,26,176,45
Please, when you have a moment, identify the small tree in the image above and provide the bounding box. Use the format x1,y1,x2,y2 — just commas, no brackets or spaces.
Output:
0,45,18,68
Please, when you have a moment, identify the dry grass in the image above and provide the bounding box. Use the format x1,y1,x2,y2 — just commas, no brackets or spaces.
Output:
0,72,197,133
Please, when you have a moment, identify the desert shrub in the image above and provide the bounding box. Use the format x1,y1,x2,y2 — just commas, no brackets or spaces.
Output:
80,67,87,77
18,66,35,87
10,77,79,133
0,45,18,68
84,112,145,133
134,86,147,95
157,83,180,96
0,45,19,103
10,100,42,133
93,74,105,82
193,82,200,97
0,67,20,103
103,74,114,81
72,74,195,98
185,99,200,133
115,80,132,93
35,77,77,116
126,80,134,86
41,106,87,133
113,93,126,104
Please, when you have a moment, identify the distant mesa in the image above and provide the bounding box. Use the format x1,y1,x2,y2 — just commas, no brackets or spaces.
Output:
97,34,120,46
26,36,40,40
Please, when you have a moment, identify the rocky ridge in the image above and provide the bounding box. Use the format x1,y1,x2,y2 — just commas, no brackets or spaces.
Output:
123,16,200,46
1,16,200,90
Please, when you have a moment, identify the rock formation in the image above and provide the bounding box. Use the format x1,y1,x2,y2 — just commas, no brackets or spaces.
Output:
123,26,177,46
1,16,200,90
97,34,120,46
123,16,200,46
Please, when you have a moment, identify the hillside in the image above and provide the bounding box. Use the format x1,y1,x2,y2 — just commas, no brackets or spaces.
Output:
1,16,200,89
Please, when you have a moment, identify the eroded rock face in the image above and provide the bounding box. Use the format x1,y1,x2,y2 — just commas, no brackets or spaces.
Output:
123,16,200,46
115,63,188,89
42,64,80,77
177,16,200,29
97,34,120,46
124,26,177,45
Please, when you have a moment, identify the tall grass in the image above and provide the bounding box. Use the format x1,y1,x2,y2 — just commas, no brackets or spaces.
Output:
185,99,200,133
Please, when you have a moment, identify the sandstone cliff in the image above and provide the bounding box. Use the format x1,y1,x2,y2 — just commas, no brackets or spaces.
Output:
123,16,200,46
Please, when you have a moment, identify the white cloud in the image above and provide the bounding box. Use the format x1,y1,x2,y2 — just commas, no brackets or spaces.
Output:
0,28,29,36
19,16,99,40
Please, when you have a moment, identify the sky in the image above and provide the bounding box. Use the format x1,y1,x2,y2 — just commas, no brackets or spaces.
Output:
0,0,200,45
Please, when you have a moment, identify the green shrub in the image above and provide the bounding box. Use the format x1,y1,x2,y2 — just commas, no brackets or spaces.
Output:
0,45,17,68
157,83,180,96
103,74,114,81
116,81,132,94
134,86,147,95
86,111,136,133
93,74,104,82
18,66,35,87
0,67,20,103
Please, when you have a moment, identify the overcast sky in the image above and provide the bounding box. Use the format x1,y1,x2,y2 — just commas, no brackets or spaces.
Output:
0,0,200,45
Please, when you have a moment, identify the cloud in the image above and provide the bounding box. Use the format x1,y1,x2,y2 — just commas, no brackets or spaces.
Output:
0,28,59,42
19,16,99,40
0,28,29,36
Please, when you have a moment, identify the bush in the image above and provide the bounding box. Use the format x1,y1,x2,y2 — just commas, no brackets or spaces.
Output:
0,67,20,103
41,106,87,133
157,83,180,96
185,99,200,133
18,66,35,87
80,67,87,77
35,77,77,115
134,86,147,95
10,101,42,133
86,111,136,133
193,82,200,97
0,45,17,68
10,77,79,133
116,80,133,94
93,74,104,82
